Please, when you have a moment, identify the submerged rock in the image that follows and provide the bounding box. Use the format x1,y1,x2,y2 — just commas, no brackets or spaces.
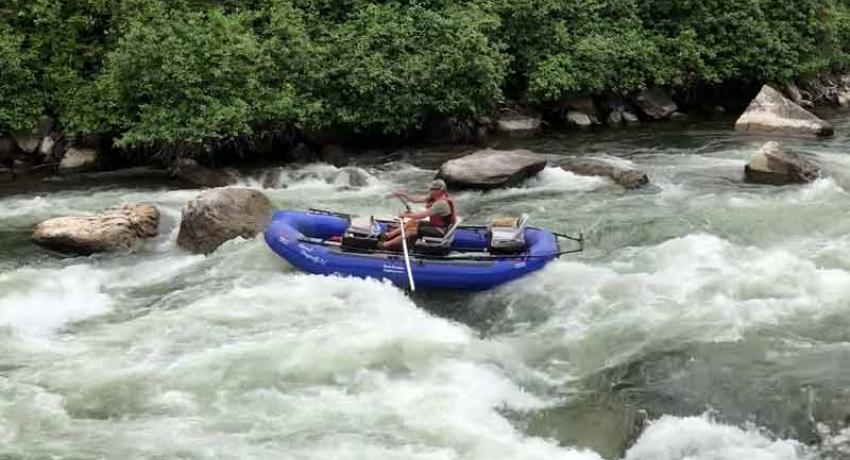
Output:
630,88,678,120
437,148,548,189
495,112,542,137
33,203,160,254
559,158,649,189
745,141,820,185
170,158,239,188
59,147,98,171
735,85,833,137
177,187,272,254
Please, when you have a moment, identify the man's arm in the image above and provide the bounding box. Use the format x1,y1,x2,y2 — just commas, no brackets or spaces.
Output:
393,190,429,203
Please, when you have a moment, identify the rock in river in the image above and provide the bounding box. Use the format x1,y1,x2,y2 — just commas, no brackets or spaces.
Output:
559,158,649,189
177,187,273,254
736,85,834,137
33,203,160,254
630,87,678,120
437,148,548,189
495,112,542,137
745,141,820,185
59,147,98,171
170,158,239,188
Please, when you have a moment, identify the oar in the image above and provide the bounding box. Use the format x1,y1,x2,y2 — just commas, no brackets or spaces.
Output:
397,217,416,292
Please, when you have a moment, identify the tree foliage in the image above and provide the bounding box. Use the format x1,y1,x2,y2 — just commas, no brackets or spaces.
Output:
2,0,849,149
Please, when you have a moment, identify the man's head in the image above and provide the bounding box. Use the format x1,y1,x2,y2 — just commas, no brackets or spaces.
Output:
428,179,447,198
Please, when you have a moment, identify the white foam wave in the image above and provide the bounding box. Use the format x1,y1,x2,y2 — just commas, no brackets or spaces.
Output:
240,163,381,191
624,414,806,460
21,274,601,459
499,233,850,372
526,167,610,191
0,264,113,336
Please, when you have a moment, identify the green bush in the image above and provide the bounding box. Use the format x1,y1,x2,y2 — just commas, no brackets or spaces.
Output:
2,0,849,150
0,25,42,133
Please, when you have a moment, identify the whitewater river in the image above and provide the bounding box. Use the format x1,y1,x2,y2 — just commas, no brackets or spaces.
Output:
3,116,850,459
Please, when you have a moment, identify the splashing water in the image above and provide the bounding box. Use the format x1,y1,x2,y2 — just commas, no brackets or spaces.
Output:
2,119,850,459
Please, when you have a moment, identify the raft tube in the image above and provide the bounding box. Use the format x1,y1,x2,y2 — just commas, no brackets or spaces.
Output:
264,209,560,291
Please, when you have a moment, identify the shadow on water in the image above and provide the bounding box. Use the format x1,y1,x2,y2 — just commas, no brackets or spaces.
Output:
409,290,513,336
520,328,850,459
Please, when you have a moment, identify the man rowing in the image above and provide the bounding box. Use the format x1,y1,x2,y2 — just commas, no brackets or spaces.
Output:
380,179,456,251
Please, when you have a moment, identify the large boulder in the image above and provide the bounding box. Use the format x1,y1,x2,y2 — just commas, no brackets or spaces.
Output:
495,112,542,137
735,85,833,137
33,204,160,254
177,188,273,254
630,88,678,120
170,158,239,188
59,147,98,171
437,148,548,189
744,141,820,185
559,158,649,189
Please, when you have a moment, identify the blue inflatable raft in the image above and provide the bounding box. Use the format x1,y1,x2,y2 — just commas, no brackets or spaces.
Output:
264,209,582,291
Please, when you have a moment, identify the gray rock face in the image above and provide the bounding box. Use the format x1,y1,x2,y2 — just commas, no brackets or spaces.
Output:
33,204,160,254
630,88,678,120
744,141,820,185
59,147,98,171
177,188,273,254
735,85,834,137
495,113,542,137
170,158,239,188
437,148,548,189
559,158,649,189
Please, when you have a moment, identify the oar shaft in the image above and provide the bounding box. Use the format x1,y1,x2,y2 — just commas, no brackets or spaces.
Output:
398,218,416,291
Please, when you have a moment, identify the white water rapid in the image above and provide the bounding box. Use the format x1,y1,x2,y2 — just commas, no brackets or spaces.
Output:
2,119,850,459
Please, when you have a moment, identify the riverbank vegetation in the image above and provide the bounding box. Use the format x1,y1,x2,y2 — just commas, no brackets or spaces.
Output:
2,0,849,151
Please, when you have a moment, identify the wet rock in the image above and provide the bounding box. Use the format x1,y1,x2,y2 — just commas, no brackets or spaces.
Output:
670,111,689,121
177,187,272,254
0,136,20,158
289,142,318,163
330,166,372,188
630,87,678,120
495,112,542,137
784,82,804,105
39,136,56,160
559,158,649,189
170,158,238,188
320,143,347,166
560,95,600,125
735,85,834,137
33,203,160,254
11,133,40,154
12,117,54,154
566,111,593,128
745,141,820,185
437,148,547,189
424,116,476,144
59,147,98,171
603,95,636,126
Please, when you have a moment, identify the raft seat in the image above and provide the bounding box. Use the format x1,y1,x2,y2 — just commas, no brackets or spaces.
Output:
414,217,463,256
